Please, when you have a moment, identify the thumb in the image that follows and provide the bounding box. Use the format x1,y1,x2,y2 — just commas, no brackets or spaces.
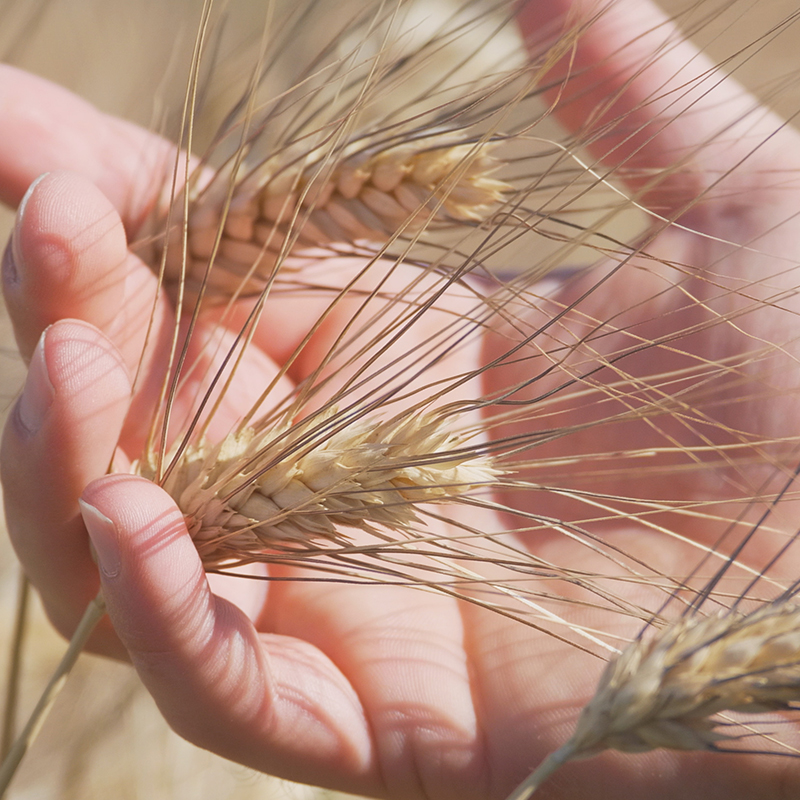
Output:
78,473,379,792
79,473,249,684
79,473,279,755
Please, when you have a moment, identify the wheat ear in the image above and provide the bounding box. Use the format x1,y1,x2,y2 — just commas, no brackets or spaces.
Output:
135,407,499,569
158,137,510,300
507,600,800,798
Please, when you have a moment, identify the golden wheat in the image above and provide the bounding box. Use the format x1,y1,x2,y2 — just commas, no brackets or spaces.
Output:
134,407,500,567
156,138,511,300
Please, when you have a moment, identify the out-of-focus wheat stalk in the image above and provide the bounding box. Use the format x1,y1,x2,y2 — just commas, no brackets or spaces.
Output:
3,0,800,797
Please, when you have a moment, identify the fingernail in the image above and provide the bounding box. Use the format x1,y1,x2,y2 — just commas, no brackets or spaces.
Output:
16,328,54,435
2,240,17,287
10,172,49,279
80,499,121,579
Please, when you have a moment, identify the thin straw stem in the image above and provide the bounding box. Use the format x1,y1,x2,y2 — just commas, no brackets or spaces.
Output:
504,743,575,800
0,573,29,760
0,590,106,798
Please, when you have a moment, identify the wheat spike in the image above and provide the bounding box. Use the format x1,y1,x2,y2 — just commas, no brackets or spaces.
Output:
134,408,499,568
508,601,800,798
571,603,800,753
157,138,510,300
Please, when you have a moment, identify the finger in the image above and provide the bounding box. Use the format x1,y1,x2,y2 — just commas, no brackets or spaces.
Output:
81,473,381,795
0,64,174,231
250,257,485,418
1,320,131,655
517,0,800,217
0,168,286,451
159,311,298,444
2,170,167,369
1,170,178,451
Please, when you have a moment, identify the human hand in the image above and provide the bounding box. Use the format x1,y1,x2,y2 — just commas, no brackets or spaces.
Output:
3,0,800,798
505,0,800,552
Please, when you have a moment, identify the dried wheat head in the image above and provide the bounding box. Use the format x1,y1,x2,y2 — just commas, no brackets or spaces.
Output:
134,408,500,568
571,602,800,755
507,600,800,798
158,138,511,301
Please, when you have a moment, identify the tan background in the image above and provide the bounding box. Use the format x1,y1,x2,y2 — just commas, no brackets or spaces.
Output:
0,0,798,797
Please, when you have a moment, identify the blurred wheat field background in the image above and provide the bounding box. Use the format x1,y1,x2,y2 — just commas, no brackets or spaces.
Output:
0,0,799,798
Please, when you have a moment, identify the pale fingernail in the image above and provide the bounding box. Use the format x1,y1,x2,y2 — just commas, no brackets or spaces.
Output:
11,172,49,276
1,240,16,287
16,328,54,435
80,499,121,579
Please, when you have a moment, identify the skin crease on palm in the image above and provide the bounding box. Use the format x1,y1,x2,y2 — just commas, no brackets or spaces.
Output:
1,0,800,797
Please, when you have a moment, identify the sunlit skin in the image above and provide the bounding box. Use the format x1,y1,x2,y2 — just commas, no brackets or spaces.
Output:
2,1,800,799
